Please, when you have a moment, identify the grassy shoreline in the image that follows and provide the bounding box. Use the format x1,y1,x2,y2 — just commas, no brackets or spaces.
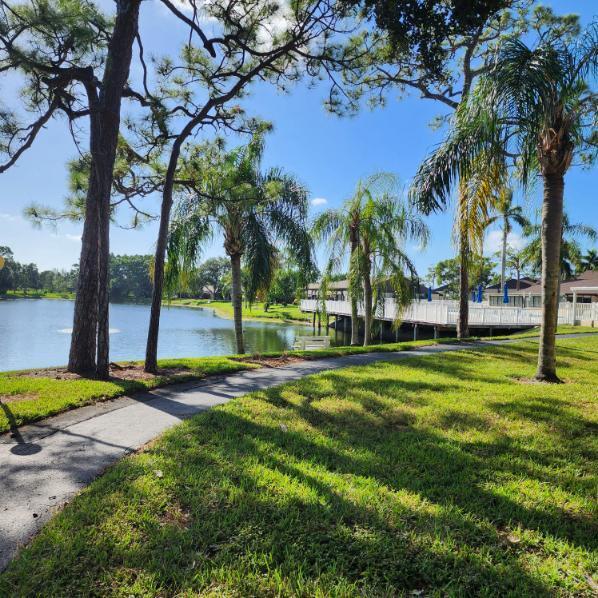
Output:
1,335,596,595
168,298,310,323
1,327,596,434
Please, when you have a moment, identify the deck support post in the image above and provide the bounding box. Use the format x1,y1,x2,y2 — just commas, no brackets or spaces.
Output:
312,312,316,330
433,326,438,339
317,311,321,333
395,327,399,342
413,324,418,341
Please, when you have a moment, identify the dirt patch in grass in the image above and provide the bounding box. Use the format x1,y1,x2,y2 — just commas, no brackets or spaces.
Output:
159,502,191,530
17,364,192,382
239,354,305,368
0,393,39,404
512,376,570,385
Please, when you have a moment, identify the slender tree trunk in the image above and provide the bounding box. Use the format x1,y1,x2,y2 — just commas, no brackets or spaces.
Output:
363,259,372,347
68,0,141,377
500,216,508,291
68,182,99,374
230,253,245,354
144,145,182,372
457,227,470,339
350,297,359,345
535,173,564,382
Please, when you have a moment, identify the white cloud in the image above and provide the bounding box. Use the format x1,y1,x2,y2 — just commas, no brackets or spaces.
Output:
485,230,525,255
65,234,82,242
310,197,328,207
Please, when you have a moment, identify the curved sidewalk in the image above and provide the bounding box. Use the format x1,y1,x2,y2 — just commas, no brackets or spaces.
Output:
0,335,588,571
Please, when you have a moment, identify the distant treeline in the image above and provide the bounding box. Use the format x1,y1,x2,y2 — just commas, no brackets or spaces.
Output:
0,247,152,302
0,249,303,306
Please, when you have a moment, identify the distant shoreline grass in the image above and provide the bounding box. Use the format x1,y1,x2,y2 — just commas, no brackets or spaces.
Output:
1,290,75,300
168,298,311,323
1,335,596,595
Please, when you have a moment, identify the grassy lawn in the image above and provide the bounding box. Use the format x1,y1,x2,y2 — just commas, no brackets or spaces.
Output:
169,298,310,322
0,357,256,434
1,290,75,300
1,336,596,596
0,339,457,434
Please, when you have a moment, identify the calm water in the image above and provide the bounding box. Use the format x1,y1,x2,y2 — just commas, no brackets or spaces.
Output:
0,298,336,372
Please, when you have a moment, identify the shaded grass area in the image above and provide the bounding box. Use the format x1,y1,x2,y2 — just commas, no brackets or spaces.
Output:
494,324,598,340
0,339,457,433
169,298,310,322
0,357,256,434
1,337,596,596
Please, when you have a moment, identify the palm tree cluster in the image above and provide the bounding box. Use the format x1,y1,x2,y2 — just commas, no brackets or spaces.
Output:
312,174,429,347
410,23,597,382
165,135,314,355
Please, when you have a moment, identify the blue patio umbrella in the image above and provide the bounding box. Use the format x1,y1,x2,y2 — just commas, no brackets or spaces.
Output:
477,284,483,303
427,286,432,302
503,283,509,304
471,289,476,302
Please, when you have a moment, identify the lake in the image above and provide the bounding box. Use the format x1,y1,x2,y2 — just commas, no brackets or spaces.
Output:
0,298,341,372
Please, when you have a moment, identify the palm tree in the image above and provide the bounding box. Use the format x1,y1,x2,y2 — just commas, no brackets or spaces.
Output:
410,25,597,381
165,136,313,356
313,174,428,347
505,246,530,290
522,213,597,279
486,188,530,291
580,248,598,271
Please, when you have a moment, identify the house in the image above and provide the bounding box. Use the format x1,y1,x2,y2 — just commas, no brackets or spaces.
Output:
487,271,598,307
306,279,434,301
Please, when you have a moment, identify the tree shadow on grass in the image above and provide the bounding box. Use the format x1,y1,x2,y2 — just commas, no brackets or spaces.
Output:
1,344,596,596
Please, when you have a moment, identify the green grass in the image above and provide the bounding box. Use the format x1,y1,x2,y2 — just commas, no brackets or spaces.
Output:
0,326,594,434
169,298,310,322
0,357,256,434
494,324,598,340
0,339,454,433
1,336,596,596
1,290,75,300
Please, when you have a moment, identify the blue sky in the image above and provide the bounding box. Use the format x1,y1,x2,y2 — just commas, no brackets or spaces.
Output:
0,0,596,279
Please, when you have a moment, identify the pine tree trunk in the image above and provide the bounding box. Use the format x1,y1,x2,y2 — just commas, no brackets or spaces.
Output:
363,264,372,347
457,226,470,339
68,0,141,377
230,253,245,354
68,184,99,375
535,173,564,382
144,141,184,372
500,216,508,291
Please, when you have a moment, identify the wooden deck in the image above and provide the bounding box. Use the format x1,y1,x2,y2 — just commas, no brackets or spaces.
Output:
300,299,598,329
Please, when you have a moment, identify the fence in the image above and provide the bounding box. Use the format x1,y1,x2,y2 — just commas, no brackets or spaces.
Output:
300,299,598,327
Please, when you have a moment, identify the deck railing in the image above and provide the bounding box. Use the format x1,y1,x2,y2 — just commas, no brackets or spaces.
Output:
300,299,598,327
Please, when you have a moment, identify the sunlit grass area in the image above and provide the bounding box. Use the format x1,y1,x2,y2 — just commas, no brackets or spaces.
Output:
1,336,596,596
169,298,310,322
0,357,256,434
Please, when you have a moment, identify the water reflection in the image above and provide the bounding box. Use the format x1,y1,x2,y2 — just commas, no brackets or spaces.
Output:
0,298,348,371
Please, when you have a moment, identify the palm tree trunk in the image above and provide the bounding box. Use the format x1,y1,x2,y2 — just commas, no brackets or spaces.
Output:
350,297,359,345
500,216,508,291
457,226,470,339
230,253,245,354
535,173,564,382
363,264,372,347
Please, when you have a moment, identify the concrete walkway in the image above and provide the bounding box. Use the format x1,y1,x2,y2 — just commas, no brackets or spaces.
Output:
0,335,591,571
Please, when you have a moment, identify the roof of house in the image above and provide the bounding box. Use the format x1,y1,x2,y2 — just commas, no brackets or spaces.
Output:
486,277,537,292
497,270,598,296
307,280,349,290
